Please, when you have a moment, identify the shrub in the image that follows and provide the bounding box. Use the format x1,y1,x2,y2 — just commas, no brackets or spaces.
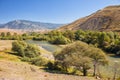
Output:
49,35,71,44
30,57,48,66
12,41,40,58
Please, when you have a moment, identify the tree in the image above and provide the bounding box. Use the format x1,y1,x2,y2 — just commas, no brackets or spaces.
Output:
55,41,108,76
24,44,40,58
48,30,62,38
89,47,108,77
55,41,91,76
12,41,27,57
49,35,71,44
98,32,110,48
1,32,5,37
12,33,21,40
6,32,11,36
63,30,75,41
75,30,85,40
70,53,91,76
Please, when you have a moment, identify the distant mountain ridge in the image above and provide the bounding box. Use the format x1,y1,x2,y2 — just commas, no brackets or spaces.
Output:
0,20,64,31
59,5,120,32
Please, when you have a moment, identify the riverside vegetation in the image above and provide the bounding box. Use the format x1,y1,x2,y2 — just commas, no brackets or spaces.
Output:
1,29,120,79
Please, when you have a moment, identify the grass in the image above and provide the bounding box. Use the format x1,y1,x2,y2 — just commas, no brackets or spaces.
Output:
0,40,21,62
0,52,21,61
0,40,13,48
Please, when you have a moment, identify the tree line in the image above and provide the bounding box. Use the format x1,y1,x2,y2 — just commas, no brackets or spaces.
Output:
2,30,120,55
46,30,120,55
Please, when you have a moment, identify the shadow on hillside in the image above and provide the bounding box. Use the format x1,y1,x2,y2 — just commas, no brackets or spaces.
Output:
108,54,120,58
43,68,67,74
7,51,18,55
6,51,21,59
42,67,81,76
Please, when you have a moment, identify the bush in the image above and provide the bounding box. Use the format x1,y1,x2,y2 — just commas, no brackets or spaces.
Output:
12,41,51,66
46,61,62,70
49,35,71,44
33,36,49,41
12,41,40,58
30,57,48,66
21,57,48,66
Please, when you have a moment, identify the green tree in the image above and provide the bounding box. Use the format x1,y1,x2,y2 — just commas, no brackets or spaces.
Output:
98,32,110,48
55,41,91,76
49,35,71,44
89,47,108,76
63,30,75,41
55,41,108,76
12,41,27,57
48,30,62,38
1,32,5,37
75,30,85,40
24,44,40,58
6,32,11,36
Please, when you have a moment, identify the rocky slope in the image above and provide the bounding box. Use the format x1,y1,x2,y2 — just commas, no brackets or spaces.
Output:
59,5,120,32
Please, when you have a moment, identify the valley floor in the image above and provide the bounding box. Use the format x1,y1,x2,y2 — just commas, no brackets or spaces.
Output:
0,60,96,80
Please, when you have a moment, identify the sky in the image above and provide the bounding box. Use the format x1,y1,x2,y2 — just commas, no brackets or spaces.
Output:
0,0,120,24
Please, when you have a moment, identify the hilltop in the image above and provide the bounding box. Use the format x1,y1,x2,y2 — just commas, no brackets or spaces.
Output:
59,5,120,32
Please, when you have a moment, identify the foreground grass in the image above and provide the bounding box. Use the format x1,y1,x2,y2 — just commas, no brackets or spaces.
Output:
0,52,21,61
0,40,14,51
0,60,96,80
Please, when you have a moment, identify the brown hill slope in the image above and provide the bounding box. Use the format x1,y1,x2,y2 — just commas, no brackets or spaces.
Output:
59,5,120,32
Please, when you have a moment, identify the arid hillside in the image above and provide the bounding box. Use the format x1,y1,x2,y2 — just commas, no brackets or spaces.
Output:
59,5,120,32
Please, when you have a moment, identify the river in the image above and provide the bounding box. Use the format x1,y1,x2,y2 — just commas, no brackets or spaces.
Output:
25,40,62,53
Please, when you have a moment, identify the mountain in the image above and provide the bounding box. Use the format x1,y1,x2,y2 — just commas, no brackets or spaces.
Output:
59,5,120,32
0,20,64,31
0,24,3,26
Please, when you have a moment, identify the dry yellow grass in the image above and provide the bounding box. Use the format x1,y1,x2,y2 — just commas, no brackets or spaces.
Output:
0,40,14,51
0,40,21,61
0,52,21,61
0,28,24,34
0,60,96,80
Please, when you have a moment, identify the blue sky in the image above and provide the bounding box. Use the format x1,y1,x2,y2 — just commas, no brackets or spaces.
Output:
0,0,120,24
